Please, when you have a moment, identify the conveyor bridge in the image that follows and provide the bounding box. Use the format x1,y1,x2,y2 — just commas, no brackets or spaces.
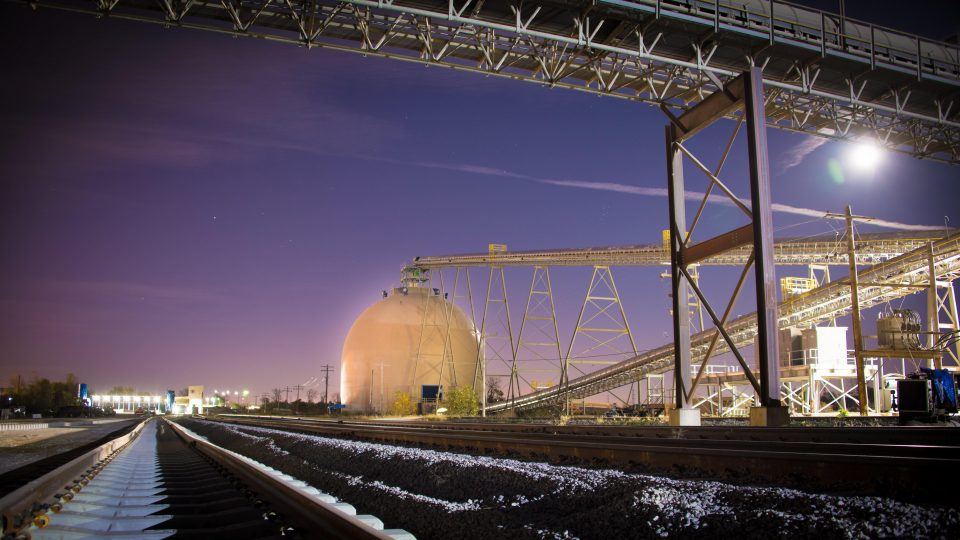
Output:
486,231,960,411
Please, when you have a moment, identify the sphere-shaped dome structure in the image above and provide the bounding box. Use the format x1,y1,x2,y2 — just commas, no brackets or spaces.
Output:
340,286,480,413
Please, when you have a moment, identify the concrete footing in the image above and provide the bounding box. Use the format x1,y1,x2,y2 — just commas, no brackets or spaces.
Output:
668,407,701,426
749,406,790,426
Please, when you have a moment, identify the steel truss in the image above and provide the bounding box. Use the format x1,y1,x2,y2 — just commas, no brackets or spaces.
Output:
514,266,563,394
489,231,960,413
11,0,960,163
413,231,951,269
666,68,783,424
563,265,637,406
477,265,519,401
694,361,884,416
807,263,834,325
928,254,960,367
411,268,473,396
692,381,753,417
430,232,958,414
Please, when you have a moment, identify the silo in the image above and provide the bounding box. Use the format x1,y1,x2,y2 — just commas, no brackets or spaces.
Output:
340,284,480,413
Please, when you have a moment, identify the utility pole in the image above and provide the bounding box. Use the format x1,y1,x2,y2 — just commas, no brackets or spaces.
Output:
846,206,867,416
828,206,872,416
292,385,304,415
284,386,290,405
319,365,335,410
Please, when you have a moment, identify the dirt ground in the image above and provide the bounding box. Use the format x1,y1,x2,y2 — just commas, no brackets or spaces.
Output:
0,419,134,475
0,428,80,448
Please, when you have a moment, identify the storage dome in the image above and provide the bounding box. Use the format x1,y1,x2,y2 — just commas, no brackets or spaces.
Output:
340,286,480,413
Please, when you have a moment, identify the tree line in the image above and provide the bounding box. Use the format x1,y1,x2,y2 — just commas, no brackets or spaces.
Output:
3,374,81,416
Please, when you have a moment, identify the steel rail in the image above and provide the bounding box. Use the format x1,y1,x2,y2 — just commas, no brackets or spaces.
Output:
5,0,959,163
165,419,397,540
490,232,960,411
211,415,960,503
216,417,959,460
411,231,952,268
0,417,404,538
0,419,150,534
220,413,960,445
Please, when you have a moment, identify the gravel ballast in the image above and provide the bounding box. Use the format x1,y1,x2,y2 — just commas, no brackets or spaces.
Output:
176,418,958,539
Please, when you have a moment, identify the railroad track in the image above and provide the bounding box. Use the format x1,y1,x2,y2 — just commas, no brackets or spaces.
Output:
0,417,414,539
223,414,960,445
215,415,960,504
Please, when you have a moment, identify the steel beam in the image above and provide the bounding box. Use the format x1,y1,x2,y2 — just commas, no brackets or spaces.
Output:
683,223,755,266
744,67,781,410
671,75,746,141
666,123,694,414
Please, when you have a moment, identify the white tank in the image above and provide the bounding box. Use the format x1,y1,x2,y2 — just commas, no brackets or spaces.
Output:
340,286,480,413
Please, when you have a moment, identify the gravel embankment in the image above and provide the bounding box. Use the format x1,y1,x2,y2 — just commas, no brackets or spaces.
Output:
176,418,959,539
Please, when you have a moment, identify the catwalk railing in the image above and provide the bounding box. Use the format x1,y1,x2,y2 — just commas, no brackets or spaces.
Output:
8,0,960,163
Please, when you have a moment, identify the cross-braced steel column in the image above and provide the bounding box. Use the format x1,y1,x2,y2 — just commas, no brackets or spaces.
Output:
663,67,786,426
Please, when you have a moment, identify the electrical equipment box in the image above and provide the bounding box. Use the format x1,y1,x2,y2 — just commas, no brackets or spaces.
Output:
877,309,922,350
802,326,848,369
779,326,848,367
897,378,934,421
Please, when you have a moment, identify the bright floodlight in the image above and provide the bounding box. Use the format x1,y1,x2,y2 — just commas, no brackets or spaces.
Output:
848,141,882,171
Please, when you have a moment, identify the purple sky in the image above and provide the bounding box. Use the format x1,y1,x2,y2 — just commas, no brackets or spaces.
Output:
2,2,959,398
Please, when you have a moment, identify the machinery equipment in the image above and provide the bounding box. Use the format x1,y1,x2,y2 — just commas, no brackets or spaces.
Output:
877,309,923,350
896,368,958,422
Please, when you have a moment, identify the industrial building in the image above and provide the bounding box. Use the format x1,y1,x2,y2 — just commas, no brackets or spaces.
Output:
357,231,959,421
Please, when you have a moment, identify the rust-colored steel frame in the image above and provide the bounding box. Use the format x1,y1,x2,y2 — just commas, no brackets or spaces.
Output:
666,68,781,415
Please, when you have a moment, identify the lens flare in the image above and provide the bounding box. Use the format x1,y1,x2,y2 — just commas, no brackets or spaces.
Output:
848,141,882,172
827,158,845,184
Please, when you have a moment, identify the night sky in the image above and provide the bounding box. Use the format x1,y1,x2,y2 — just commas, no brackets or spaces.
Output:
2,1,959,398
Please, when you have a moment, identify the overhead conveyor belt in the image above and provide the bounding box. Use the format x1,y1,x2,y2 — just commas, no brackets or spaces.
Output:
412,230,952,268
489,232,960,412
9,0,960,163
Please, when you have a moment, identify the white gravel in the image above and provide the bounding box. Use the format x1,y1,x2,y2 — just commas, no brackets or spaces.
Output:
183,419,959,539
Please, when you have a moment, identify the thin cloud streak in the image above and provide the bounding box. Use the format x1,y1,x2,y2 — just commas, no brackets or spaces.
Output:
780,137,829,170
406,160,943,231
